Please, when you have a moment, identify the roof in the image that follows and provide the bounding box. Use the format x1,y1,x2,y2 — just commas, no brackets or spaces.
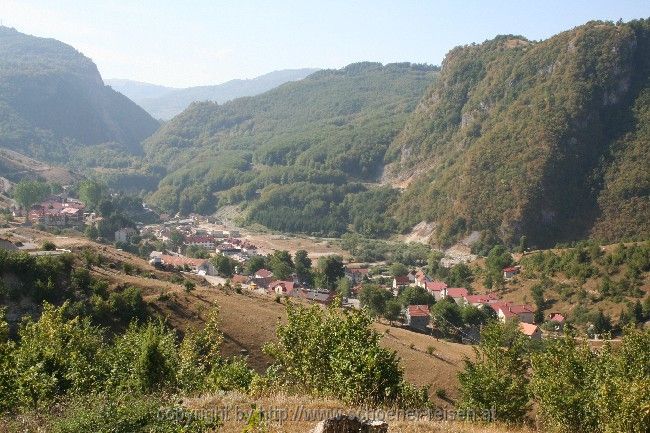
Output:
407,305,430,317
394,275,410,285
503,266,518,273
186,235,215,243
255,268,273,278
446,287,469,298
296,289,334,304
160,254,206,268
425,281,447,292
549,313,566,323
519,322,540,337
495,303,535,318
273,280,295,292
231,274,248,284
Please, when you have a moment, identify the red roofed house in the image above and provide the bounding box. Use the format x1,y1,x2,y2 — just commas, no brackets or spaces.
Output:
494,303,535,324
231,274,249,286
296,289,335,305
548,313,566,331
464,292,499,307
392,275,411,291
255,269,273,279
414,270,428,287
425,281,447,300
443,287,469,305
185,235,215,249
519,322,542,340
503,266,519,280
272,280,296,296
405,305,430,331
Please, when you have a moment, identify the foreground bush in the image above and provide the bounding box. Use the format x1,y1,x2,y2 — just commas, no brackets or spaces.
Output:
263,301,429,407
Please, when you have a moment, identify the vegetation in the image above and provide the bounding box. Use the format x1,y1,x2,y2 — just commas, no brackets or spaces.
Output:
390,19,650,247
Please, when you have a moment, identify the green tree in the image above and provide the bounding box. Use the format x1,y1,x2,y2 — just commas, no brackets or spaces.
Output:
317,255,345,290
384,298,402,325
446,263,473,288
430,298,462,337
294,250,313,285
211,254,234,277
263,301,427,407
358,284,392,317
398,286,435,307
13,180,51,209
78,179,105,210
245,255,267,275
458,321,530,423
389,262,408,278
269,250,294,281
336,277,352,298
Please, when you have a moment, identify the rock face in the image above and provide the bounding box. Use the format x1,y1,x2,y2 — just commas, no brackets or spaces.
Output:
311,415,388,433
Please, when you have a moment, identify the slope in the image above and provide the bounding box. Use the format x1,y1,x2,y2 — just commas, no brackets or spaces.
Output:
143,62,438,236
0,26,160,164
386,19,650,248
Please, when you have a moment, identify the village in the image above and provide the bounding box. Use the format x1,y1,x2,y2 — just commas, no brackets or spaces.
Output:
2,192,565,344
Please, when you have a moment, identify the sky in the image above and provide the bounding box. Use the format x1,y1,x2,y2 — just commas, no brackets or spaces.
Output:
0,0,648,88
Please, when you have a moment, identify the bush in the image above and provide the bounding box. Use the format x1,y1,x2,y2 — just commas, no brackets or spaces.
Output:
263,301,429,407
458,322,530,423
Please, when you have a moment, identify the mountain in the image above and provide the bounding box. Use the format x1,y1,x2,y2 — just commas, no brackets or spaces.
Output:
142,62,438,235
385,19,650,247
108,69,320,120
104,78,177,102
0,27,159,165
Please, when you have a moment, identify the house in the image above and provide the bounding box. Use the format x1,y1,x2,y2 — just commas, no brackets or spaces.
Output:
296,289,335,305
463,292,499,307
185,235,216,249
255,269,273,279
405,305,430,331
503,266,520,280
443,287,469,305
425,281,447,300
495,303,535,324
271,280,296,296
345,267,369,284
115,227,137,243
392,275,411,291
160,254,214,275
231,274,249,286
519,322,542,340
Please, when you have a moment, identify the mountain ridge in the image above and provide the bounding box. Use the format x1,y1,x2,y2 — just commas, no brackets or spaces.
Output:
107,68,320,120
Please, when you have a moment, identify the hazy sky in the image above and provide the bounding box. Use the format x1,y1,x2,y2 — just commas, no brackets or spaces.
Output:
0,1,648,87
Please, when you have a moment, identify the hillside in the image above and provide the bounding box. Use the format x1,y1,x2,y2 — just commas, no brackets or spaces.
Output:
108,68,320,120
0,27,159,164
143,62,438,235
386,19,650,247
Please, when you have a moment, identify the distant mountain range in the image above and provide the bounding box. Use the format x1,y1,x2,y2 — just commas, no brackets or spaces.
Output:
0,26,159,164
106,68,320,120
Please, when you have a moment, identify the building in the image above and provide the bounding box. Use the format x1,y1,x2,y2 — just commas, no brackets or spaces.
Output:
494,303,535,324
185,235,216,249
392,275,411,291
296,289,335,305
463,293,499,307
115,227,137,243
519,322,542,340
405,305,430,331
345,267,369,284
28,197,85,227
271,280,296,296
231,274,249,286
443,287,469,305
503,266,520,280
548,313,566,331
425,281,447,300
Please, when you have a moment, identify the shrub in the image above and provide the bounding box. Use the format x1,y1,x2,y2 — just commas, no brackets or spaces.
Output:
263,301,428,407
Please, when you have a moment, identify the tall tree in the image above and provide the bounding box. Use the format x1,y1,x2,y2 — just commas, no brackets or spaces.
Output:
317,255,345,290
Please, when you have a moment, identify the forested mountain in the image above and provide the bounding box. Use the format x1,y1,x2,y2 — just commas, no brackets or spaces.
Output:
385,19,650,247
108,69,320,120
0,27,159,164
143,62,438,235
